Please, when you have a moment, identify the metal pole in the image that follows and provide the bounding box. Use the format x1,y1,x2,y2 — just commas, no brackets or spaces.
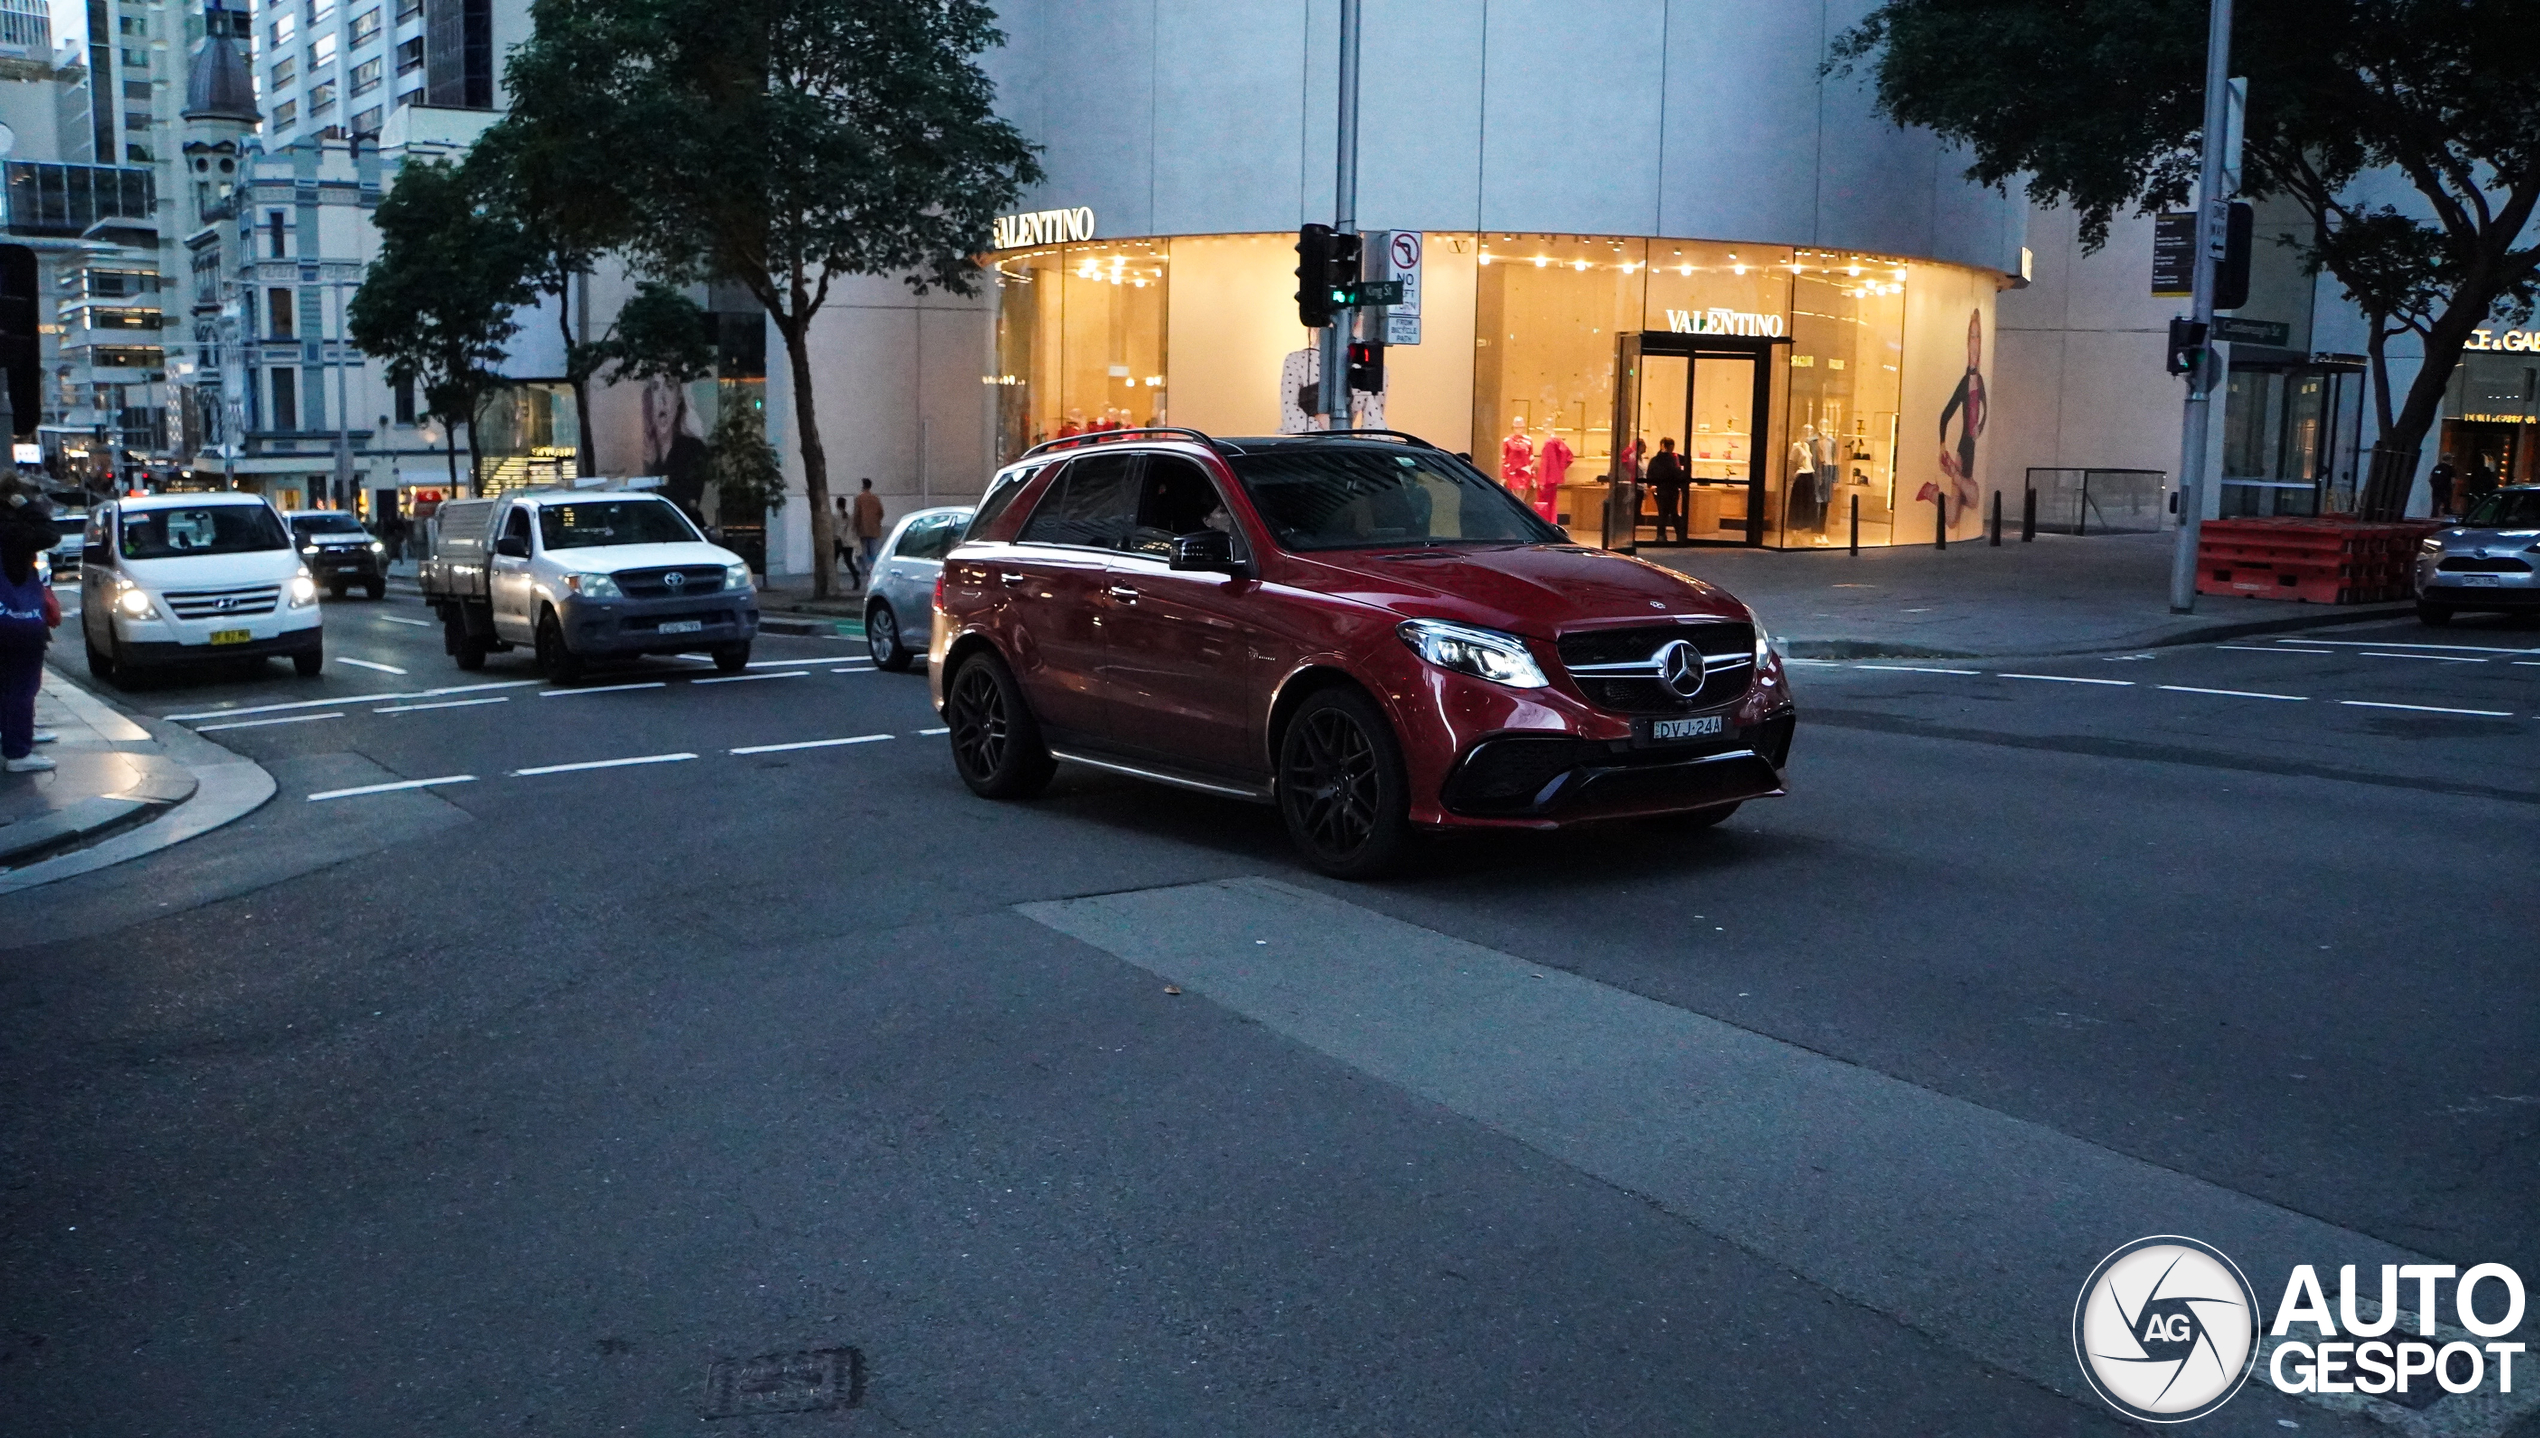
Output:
332,280,353,511
1320,0,1361,430
1849,494,1859,555
2167,0,2234,612
1934,493,1947,550
1989,488,2002,545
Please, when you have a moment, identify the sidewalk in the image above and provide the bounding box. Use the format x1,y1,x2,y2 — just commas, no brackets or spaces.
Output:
752,573,869,636
0,665,274,892
1641,530,2415,658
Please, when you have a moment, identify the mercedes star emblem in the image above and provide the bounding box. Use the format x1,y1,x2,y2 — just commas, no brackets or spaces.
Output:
1655,639,1703,698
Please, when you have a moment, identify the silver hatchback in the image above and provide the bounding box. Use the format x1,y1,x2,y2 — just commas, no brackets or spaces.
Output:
2417,486,2540,623
863,505,973,669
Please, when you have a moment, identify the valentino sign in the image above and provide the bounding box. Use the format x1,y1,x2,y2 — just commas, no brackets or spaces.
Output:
991,206,1097,250
1665,307,1786,338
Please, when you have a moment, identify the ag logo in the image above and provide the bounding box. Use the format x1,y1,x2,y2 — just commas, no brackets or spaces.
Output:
2074,1235,2259,1422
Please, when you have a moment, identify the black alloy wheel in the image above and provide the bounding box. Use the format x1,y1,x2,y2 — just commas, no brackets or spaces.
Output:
945,651,1054,799
535,609,584,683
866,602,912,671
1277,687,1410,879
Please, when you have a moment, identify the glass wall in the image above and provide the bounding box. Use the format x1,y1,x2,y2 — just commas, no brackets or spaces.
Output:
990,238,1169,462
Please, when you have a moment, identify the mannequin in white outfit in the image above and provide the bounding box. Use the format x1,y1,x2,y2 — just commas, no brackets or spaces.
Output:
1790,424,1820,533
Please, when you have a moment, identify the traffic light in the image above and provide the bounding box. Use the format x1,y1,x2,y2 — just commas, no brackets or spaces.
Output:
1347,340,1385,394
1325,230,1363,312
2166,317,2210,376
2216,201,2253,311
1295,224,1337,328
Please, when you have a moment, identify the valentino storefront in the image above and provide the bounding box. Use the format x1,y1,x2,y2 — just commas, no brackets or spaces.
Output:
985,229,2007,550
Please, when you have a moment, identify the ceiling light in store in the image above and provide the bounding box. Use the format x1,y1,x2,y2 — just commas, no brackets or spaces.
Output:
1846,263,1862,276
1534,256,1549,267
1732,263,1747,275
1572,259,1589,271
1679,264,1692,276
1478,252,1492,265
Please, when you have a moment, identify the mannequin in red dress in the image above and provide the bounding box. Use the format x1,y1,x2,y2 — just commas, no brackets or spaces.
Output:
1536,433,1575,521
1501,428,1535,502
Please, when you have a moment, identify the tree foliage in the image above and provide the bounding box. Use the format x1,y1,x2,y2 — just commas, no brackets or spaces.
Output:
501,0,1041,595
1832,0,2540,514
593,282,717,388
704,399,787,521
347,159,537,490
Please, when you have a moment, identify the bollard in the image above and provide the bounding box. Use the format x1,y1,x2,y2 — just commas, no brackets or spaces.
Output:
2022,487,2037,542
1989,490,2003,546
1849,495,1859,555
1934,492,1947,550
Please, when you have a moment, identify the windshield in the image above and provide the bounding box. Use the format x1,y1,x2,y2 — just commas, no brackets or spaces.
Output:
118,504,290,560
292,513,366,535
1226,445,1565,551
536,498,698,550
2461,489,2540,529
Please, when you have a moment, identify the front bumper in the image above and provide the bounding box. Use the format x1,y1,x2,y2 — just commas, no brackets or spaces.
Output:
119,627,322,667
556,592,759,654
307,548,386,582
2417,563,2540,609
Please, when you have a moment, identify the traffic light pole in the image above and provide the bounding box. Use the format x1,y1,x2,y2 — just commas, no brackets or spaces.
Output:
2167,0,2234,613
1320,0,1361,429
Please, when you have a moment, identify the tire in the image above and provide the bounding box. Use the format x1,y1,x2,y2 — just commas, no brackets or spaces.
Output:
85,631,116,685
366,580,386,600
447,613,489,672
535,608,584,684
2417,602,2454,626
293,645,324,678
329,581,347,600
1276,686,1411,880
712,643,751,674
944,650,1055,799
865,602,912,671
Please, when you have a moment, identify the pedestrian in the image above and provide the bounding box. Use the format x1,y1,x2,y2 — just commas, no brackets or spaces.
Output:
382,507,410,562
852,479,885,588
2427,456,2456,517
1645,438,1690,543
0,477,61,773
832,496,860,588
2467,455,2501,509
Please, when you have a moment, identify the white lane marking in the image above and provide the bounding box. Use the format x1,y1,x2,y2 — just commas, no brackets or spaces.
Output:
512,751,698,776
691,670,809,685
2216,644,2332,654
917,726,949,735
373,696,509,714
417,680,540,696
728,734,893,755
167,693,405,720
828,668,877,675
2285,638,2540,655
307,774,476,802
1855,664,1982,675
2518,661,2540,668
335,657,409,675
2159,685,2307,701
1998,673,2134,686
374,615,434,627
196,711,345,732
539,681,667,696
2357,651,2487,663
2339,700,2516,717
1784,657,1841,666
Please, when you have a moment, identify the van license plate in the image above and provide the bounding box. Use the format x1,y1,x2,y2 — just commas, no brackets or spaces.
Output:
659,619,704,634
209,629,251,645
1648,715,1725,743
2461,574,2500,586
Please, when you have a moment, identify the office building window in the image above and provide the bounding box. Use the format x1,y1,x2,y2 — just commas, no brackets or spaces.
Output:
393,376,414,424
122,78,150,100
117,14,145,33
349,5,379,42
394,36,421,72
120,45,146,66
271,367,297,431
350,57,380,94
266,210,287,258
395,0,420,19
309,79,335,115
122,110,150,130
271,98,295,129
310,32,335,64
350,104,381,137
424,0,491,109
270,55,294,87
270,9,295,44
267,286,293,339
124,144,150,163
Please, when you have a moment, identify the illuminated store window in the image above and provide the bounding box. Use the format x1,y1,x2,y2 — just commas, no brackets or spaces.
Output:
989,239,1168,464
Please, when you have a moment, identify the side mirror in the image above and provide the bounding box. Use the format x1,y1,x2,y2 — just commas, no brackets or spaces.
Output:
494,534,530,559
1168,529,1237,573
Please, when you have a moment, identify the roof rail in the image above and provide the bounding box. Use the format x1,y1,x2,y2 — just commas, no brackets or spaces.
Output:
1020,426,1223,461
1271,427,1441,450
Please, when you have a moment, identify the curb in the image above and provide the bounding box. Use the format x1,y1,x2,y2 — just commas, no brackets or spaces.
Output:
1779,600,2417,661
0,668,277,894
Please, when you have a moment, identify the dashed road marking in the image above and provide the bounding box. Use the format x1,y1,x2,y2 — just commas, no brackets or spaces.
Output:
917,727,949,735
1998,673,2134,686
307,774,476,802
729,734,893,754
335,657,409,675
2217,644,2332,654
692,670,810,685
1854,664,1982,675
2285,638,2540,655
2357,651,2487,663
374,696,509,714
2158,685,2307,701
196,711,344,732
540,681,667,696
167,694,396,721
512,751,698,776
374,615,434,627
2339,700,2515,717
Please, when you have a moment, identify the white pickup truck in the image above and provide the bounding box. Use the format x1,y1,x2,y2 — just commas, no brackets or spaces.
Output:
419,488,759,681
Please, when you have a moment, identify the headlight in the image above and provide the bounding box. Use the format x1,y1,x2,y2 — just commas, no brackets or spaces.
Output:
116,584,152,616
302,543,320,554
2420,537,2443,555
726,563,753,591
289,570,319,606
370,540,385,554
565,572,621,598
1396,618,1548,688
1753,619,1776,666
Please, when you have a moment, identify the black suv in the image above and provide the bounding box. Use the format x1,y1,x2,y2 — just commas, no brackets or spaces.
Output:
286,510,387,599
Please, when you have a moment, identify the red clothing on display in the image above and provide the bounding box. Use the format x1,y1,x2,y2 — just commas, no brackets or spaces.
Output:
1535,434,1574,521
1501,432,1535,493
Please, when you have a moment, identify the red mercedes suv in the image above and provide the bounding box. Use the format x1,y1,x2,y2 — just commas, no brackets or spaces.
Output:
928,428,1795,876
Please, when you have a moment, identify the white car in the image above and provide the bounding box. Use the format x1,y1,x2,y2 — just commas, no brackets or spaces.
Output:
79,492,323,684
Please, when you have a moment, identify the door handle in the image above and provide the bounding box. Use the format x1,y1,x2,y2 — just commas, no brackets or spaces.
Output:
1106,584,1140,603
998,571,1026,586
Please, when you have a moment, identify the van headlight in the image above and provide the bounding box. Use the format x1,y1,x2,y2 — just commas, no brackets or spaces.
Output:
288,570,319,607
116,583,153,616
371,540,385,553
1396,618,1548,689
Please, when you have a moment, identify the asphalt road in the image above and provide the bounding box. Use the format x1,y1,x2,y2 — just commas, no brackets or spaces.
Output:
1,589,2532,1436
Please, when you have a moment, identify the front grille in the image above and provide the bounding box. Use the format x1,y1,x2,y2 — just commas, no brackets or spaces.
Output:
1556,621,1754,714
165,584,280,619
2437,556,2534,573
615,565,727,599
1448,737,1585,810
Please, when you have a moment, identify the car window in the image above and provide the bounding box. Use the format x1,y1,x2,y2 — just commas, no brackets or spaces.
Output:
117,504,290,559
2461,489,2540,528
502,507,532,549
536,498,698,550
965,466,1040,540
1120,457,1241,560
895,514,964,561
1017,454,1140,550
1228,445,1563,551
292,513,366,535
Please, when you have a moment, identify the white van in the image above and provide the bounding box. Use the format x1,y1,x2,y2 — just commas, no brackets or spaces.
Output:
79,493,324,684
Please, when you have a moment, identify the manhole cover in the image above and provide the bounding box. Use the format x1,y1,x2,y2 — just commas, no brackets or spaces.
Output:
701,1346,864,1419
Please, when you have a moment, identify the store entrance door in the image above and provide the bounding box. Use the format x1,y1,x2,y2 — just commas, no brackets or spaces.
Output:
1609,332,1781,549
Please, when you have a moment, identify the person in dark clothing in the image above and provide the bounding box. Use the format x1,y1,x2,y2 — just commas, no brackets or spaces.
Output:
2466,456,2501,507
0,477,59,771
1645,438,1690,544
2427,457,2456,517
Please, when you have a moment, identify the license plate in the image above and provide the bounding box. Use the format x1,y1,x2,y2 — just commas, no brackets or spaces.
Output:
2460,574,2500,586
1647,714,1726,743
659,619,704,634
336,564,363,573
209,628,252,645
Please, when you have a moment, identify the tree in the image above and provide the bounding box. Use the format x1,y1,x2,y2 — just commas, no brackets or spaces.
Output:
1830,1,2540,517
347,159,537,492
592,281,716,389
502,0,1041,595
703,397,787,523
